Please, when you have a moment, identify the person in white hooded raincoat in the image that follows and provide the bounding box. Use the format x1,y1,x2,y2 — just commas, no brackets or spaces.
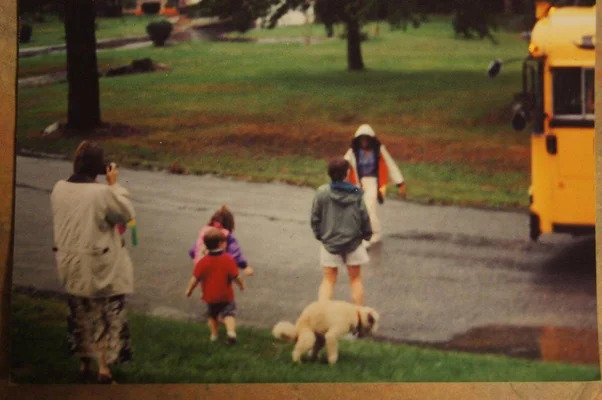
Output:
344,124,406,247
50,140,135,384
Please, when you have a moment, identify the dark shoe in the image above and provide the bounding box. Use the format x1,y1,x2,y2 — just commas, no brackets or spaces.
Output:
97,373,115,384
226,336,237,345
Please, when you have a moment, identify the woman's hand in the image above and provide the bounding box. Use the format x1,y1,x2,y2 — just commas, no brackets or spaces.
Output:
106,163,118,186
244,267,254,277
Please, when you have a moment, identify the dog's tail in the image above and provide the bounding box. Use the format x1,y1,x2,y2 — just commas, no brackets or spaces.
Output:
272,321,297,343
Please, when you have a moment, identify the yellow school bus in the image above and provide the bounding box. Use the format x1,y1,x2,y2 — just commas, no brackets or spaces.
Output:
490,3,595,241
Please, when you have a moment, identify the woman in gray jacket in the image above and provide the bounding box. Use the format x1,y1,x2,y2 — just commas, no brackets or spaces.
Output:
50,141,135,384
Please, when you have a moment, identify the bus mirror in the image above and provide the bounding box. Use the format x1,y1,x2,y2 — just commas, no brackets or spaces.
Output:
488,60,502,78
512,105,528,131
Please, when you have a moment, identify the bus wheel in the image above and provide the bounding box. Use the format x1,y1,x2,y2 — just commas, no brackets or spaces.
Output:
529,213,541,242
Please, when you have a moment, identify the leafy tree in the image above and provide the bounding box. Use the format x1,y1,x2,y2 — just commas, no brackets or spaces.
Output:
272,1,426,70
451,0,499,45
202,0,424,71
313,0,338,38
202,0,278,33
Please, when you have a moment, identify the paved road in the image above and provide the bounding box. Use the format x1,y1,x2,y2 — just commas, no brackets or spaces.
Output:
12,156,597,344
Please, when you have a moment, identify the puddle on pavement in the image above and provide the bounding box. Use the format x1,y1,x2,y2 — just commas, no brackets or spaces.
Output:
379,325,599,366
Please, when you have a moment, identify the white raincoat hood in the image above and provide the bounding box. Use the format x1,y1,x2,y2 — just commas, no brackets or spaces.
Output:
354,124,376,138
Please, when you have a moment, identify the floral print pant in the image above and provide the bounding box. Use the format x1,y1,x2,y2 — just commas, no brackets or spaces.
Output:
66,295,132,365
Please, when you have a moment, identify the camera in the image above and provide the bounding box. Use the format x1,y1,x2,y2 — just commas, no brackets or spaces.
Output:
97,162,113,175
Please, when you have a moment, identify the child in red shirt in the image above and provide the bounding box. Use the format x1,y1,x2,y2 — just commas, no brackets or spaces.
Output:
185,227,245,344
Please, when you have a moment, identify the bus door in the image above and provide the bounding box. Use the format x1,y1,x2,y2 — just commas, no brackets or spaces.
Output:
548,66,595,228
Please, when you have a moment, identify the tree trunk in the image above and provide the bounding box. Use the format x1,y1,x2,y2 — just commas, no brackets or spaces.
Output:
504,0,514,14
64,0,101,131
346,20,364,71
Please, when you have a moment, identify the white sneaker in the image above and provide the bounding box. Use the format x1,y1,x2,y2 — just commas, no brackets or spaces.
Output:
342,332,357,341
210,334,218,342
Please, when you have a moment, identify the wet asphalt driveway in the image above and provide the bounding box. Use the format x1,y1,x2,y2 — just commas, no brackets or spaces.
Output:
12,156,598,363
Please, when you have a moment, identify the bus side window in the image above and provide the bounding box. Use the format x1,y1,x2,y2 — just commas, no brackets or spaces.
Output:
553,68,582,116
552,67,594,120
585,69,594,116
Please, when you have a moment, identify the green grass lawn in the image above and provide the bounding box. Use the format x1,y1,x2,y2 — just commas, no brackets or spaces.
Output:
10,293,600,383
17,17,532,209
19,15,168,48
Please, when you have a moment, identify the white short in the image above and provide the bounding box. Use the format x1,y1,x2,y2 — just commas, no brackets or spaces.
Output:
320,244,369,268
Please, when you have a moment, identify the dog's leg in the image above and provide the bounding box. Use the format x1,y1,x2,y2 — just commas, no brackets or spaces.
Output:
292,329,315,364
309,333,326,361
325,328,345,365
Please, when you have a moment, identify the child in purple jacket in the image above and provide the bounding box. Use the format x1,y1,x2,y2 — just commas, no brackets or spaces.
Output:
189,205,254,276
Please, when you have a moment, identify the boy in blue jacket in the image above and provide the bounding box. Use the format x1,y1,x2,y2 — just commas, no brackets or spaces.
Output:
311,158,372,306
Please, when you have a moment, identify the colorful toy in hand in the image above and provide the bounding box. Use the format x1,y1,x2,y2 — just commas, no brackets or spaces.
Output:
116,220,138,247
128,220,138,247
